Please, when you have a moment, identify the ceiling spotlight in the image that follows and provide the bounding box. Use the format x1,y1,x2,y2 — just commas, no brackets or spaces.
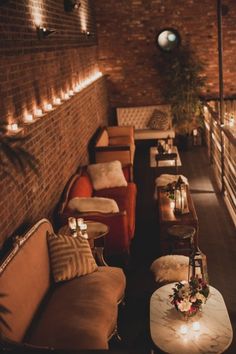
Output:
37,26,56,39
64,0,81,12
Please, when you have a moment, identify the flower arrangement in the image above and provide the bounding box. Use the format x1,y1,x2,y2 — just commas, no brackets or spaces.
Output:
170,277,209,318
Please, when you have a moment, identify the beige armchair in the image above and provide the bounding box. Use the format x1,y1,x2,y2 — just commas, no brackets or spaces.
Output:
94,126,135,166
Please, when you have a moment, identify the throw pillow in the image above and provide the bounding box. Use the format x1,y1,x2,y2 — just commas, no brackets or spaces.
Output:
47,232,98,282
87,160,128,191
68,197,119,213
150,255,189,283
147,109,170,131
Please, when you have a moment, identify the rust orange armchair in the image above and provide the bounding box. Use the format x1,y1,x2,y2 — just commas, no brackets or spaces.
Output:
57,164,137,264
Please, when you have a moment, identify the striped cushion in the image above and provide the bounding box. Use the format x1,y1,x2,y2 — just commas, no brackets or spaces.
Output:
47,233,98,282
147,109,170,130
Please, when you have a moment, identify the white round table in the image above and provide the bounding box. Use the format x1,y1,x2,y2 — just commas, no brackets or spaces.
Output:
150,283,233,354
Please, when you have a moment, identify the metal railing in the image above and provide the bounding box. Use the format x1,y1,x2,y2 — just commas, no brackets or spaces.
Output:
203,100,236,227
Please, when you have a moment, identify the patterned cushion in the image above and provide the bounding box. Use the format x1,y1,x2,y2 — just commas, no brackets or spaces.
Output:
47,233,98,282
147,109,170,130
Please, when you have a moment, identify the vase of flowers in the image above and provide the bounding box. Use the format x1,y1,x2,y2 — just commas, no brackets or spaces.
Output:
169,277,209,319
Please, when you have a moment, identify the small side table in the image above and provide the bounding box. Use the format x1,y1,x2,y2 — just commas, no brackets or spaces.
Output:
150,283,233,354
168,224,195,255
58,221,109,266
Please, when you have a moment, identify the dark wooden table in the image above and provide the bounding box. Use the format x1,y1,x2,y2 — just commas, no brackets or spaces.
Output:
157,185,198,254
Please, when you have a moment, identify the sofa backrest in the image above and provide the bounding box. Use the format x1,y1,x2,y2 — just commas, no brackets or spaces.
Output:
116,105,172,130
0,219,53,342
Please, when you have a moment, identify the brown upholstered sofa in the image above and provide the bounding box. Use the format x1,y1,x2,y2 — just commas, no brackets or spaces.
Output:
58,164,137,264
0,219,126,351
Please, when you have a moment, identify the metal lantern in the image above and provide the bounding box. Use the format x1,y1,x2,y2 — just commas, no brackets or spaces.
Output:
188,247,209,284
174,176,189,214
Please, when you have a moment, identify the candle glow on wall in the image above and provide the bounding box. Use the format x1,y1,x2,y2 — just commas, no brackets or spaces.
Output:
29,0,44,27
6,71,103,134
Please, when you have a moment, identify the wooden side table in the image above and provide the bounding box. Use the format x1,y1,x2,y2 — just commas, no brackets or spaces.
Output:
150,283,233,354
58,220,109,266
157,186,198,254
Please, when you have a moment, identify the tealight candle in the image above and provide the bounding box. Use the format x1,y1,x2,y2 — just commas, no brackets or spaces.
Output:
170,200,175,209
54,98,61,105
68,217,77,232
193,129,198,136
77,218,84,228
192,321,200,331
64,93,70,100
68,90,74,96
45,103,52,111
74,85,81,92
180,325,188,335
80,223,87,231
24,114,34,123
35,109,43,117
9,123,19,131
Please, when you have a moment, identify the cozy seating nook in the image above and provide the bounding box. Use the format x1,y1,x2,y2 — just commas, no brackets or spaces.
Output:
1,1,236,353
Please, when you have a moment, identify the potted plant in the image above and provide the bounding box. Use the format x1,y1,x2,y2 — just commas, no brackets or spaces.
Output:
0,122,38,178
157,44,206,150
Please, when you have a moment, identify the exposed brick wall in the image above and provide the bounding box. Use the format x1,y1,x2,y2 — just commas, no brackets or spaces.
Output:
93,0,236,107
0,0,109,248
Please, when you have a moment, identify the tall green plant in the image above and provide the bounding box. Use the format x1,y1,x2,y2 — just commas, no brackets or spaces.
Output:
157,45,206,134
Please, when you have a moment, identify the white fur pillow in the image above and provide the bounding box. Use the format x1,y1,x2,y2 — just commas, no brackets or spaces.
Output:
87,160,128,191
68,197,119,213
150,255,189,283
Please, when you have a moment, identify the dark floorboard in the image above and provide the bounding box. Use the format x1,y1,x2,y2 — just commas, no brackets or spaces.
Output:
110,143,236,354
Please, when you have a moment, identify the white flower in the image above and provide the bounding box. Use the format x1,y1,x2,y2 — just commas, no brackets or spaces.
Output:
178,284,190,299
196,293,206,303
177,299,192,312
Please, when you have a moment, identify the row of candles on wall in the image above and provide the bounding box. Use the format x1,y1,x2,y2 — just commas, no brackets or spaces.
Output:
68,217,88,239
7,71,103,134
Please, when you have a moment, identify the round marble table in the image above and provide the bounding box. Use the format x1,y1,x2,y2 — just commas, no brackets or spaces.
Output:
150,283,233,354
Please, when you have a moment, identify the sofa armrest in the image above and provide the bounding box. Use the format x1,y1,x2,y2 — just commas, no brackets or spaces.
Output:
95,145,131,152
107,126,134,140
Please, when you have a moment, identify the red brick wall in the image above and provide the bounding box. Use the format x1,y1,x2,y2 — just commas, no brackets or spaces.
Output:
0,0,109,248
93,0,236,107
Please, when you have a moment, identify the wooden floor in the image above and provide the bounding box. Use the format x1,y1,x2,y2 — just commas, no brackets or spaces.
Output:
111,143,236,353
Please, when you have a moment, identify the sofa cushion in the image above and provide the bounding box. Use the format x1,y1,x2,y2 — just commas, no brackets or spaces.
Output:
68,197,119,214
26,267,126,350
147,109,170,130
87,160,127,191
47,233,98,282
68,174,93,199
95,183,137,238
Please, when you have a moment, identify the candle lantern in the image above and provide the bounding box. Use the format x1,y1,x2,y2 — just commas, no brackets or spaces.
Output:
188,247,209,284
174,176,189,214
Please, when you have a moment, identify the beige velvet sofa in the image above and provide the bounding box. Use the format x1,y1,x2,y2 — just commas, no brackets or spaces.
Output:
94,125,135,166
116,105,175,140
0,218,126,351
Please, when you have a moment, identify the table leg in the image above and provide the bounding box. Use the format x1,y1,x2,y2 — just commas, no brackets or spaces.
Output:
94,246,108,266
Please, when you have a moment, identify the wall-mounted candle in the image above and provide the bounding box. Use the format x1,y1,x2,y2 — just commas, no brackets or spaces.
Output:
64,93,70,100
180,325,188,335
74,85,81,92
68,90,74,96
53,98,61,105
24,114,34,123
44,103,52,111
192,322,200,331
8,123,19,132
35,109,43,117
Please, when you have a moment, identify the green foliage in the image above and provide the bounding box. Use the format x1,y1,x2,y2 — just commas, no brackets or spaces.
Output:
158,45,206,134
0,122,39,178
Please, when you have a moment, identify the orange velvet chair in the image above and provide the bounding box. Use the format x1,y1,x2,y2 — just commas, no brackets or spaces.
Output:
57,165,137,264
